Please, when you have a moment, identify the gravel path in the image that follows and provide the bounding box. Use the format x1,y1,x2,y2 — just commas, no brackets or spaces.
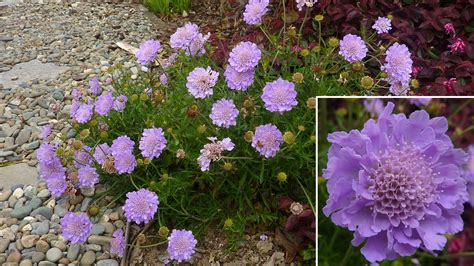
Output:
0,2,173,187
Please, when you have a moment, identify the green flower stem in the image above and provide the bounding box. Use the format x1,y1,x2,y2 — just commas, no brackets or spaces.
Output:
296,176,315,214
221,156,254,160
259,25,276,47
448,99,474,122
340,244,352,266
126,240,168,248
129,174,140,190
297,8,310,47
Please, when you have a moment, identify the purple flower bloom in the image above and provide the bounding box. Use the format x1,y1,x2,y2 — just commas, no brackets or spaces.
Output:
123,188,159,224
114,152,137,174
74,103,94,124
243,0,269,25
410,98,432,107
259,234,268,241
61,212,93,244
210,99,239,128
339,34,368,63
39,125,52,140
252,124,283,158
75,145,94,168
197,137,235,171
139,128,167,159
224,65,254,91
39,159,65,181
37,143,57,164
170,23,209,56
295,0,317,11
94,143,111,165
111,136,135,157
160,73,168,85
261,78,298,113
363,99,384,118
89,77,102,96
70,99,81,118
78,165,99,188
323,102,468,263
464,146,474,206
135,39,161,65
161,53,178,69
113,95,128,112
229,42,261,72
372,17,392,34
71,88,82,99
46,173,67,198
110,229,126,257
382,43,413,96
167,229,198,262
186,66,219,99
95,91,115,116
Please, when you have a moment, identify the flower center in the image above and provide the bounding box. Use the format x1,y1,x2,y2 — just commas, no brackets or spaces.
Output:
347,41,361,55
369,144,436,223
175,236,188,252
271,87,289,104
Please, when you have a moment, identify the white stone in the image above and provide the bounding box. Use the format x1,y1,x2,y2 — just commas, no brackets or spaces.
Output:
12,188,24,198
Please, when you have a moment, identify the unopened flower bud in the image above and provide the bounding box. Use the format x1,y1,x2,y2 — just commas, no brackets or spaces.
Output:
310,135,316,142
89,119,98,127
100,131,108,139
88,205,99,216
314,14,324,22
197,124,206,134
140,93,149,101
160,174,169,182
144,158,151,165
411,79,420,89
300,49,310,57
136,158,144,166
277,172,287,183
224,218,233,228
328,37,339,47
244,131,254,142
292,72,304,84
336,108,347,117
283,131,296,145
352,62,364,72
243,99,254,109
79,129,90,139
187,105,198,118
387,14,394,20
131,94,139,101
361,76,374,89
159,226,169,237
56,147,65,156
73,139,83,150
306,97,316,109
287,26,297,37
223,162,233,171
298,125,306,132
176,149,186,159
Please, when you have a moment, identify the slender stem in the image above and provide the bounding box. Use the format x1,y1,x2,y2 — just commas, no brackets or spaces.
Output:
296,177,315,214
129,174,140,190
126,240,168,248
221,156,253,160
341,245,352,266
297,8,310,47
259,25,275,47
448,99,474,122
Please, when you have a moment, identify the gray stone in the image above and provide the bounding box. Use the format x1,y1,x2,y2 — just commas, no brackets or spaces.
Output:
30,207,53,219
0,190,12,201
85,244,101,252
54,205,67,217
0,60,69,89
31,251,45,263
96,259,119,266
6,250,21,262
103,222,114,234
52,90,64,101
67,244,80,261
19,259,33,266
15,128,32,145
29,197,42,209
80,250,95,265
22,141,40,151
38,261,56,266
0,151,14,157
45,247,62,262
23,186,37,199
11,205,33,219
50,240,66,251
80,197,92,212
20,235,39,248
87,235,112,246
0,163,38,190
92,224,105,235
33,220,49,235
37,189,50,198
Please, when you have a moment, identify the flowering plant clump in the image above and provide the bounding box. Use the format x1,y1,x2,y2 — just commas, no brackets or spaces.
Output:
37,0,315,262
319,98,474,265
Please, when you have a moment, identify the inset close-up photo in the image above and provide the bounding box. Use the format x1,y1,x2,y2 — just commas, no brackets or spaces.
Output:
318,98,474,266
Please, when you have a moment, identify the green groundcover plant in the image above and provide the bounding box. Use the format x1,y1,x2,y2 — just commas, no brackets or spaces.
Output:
37,0,321,263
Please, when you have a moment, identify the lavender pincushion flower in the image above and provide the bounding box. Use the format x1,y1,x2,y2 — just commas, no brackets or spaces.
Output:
114,152,137,174
111,136,135,156
95,91,115,116
139,128,167,159
37,143,57,164
464,146,474,206
382,43,413,96
135,39,161,65
363,99,384,118
252,124,283,158
94,143,111,165
46,174,67,198
75,145,94,168
167,229,198,262
110,229,126,257
113,95,128,112
61,212,93,244
210,99,239,128
229,42,261,72
323,102,468,263
170,23,209,56
197,137,235,171
410,98,432,107
186,66,219,99
89,77,101,96
224,65,254,91
372,17,392,34
339,34,368,63
243,0,269,25
74,103,94,124
78,165,99,188
39,125,52,140
261,78,298,113
123,188,159,224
